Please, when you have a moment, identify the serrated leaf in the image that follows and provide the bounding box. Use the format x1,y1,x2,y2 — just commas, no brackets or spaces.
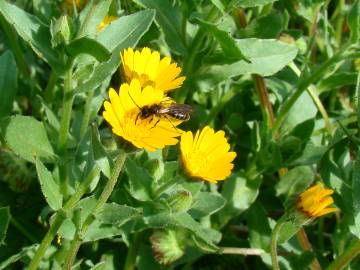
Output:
133,0,186,54
0,51,17,118
3,115,56,163
66,37,111,62
188,192,226,218
35,158,63,210
0,1,64,72
97,203,141,225
0,207,10,245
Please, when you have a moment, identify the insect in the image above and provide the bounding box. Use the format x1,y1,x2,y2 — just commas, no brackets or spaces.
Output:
128,92,193,127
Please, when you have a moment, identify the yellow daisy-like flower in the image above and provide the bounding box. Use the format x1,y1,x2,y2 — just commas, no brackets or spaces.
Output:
97,15,118,32
180,126,236,183
297,183,337,218
103,79,182,151
121,47,186,93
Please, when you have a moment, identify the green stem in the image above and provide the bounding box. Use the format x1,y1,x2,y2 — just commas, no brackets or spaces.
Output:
272,47,347,136
58,63,74,154
327,239,360,270
79,90,95,140
63,152,127,269
28,166,101,270
0,14,30,78
253,74,275,128
58,62,74,198
123,232,144,270
44,71,58,103
271,217,286,270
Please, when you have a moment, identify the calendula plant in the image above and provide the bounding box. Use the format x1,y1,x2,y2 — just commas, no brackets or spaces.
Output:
0,0,360,269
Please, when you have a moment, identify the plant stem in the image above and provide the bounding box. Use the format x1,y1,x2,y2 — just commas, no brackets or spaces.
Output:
220,247,264,256
327,239,360,270
63,152,127,269
271,218,285,270
58,61,74,198
123,232,143,270
28,166,101,270
44,71,58,103
253,74,275,129
272,47,347,136
296,228,322,270
79,90,95,140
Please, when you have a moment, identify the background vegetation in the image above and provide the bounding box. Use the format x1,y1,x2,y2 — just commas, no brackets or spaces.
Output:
0,0,360,269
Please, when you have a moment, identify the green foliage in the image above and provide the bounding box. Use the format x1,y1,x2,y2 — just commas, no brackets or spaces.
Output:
0,0,359,269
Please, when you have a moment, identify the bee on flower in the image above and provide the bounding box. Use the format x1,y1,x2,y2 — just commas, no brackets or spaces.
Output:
102,79,185,152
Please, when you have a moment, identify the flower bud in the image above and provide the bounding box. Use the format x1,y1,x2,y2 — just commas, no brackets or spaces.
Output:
51,15,71,47
166,189,192,213
150,230,185,265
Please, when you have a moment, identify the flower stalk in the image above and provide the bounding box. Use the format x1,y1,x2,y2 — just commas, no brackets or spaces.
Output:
63,151,127,269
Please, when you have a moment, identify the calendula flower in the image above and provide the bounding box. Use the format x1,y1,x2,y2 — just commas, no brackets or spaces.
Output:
97,15,118,32
121,47,186,93
297,183,337,218
103,79,182,151
180,126,236,183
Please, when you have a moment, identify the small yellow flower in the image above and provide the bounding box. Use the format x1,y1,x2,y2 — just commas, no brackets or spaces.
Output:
180,126,236,183
97,15,118,32
103,79,182,151
121,47,186,93
297,183,337,218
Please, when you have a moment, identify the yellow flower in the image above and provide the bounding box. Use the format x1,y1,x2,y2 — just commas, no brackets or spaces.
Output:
103,79,182,151
297,183,337,218
121,47,186,93
97,15,118,32
180,126,236,183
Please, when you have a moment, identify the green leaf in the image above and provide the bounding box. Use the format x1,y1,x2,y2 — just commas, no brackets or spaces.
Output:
3,115,56,163
205,38,297,83
0,51,17,118
74,10,155,93
125,157,153,201
280,91,317,134
77,0,112,37
236,0,279,8
35,158,63,210
318,72,359,93
189,192,226,218
66,37,111,62
352,153,360,237
247,202,271,250
348,0,360,44
195,19,249,62
91,126,112,178
275,166,314,199
96,203,142,225
133,0,186,54
0,1,64,72
278,219,302,244
0,244,38,270
0,207,10,245
216,173,261,227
